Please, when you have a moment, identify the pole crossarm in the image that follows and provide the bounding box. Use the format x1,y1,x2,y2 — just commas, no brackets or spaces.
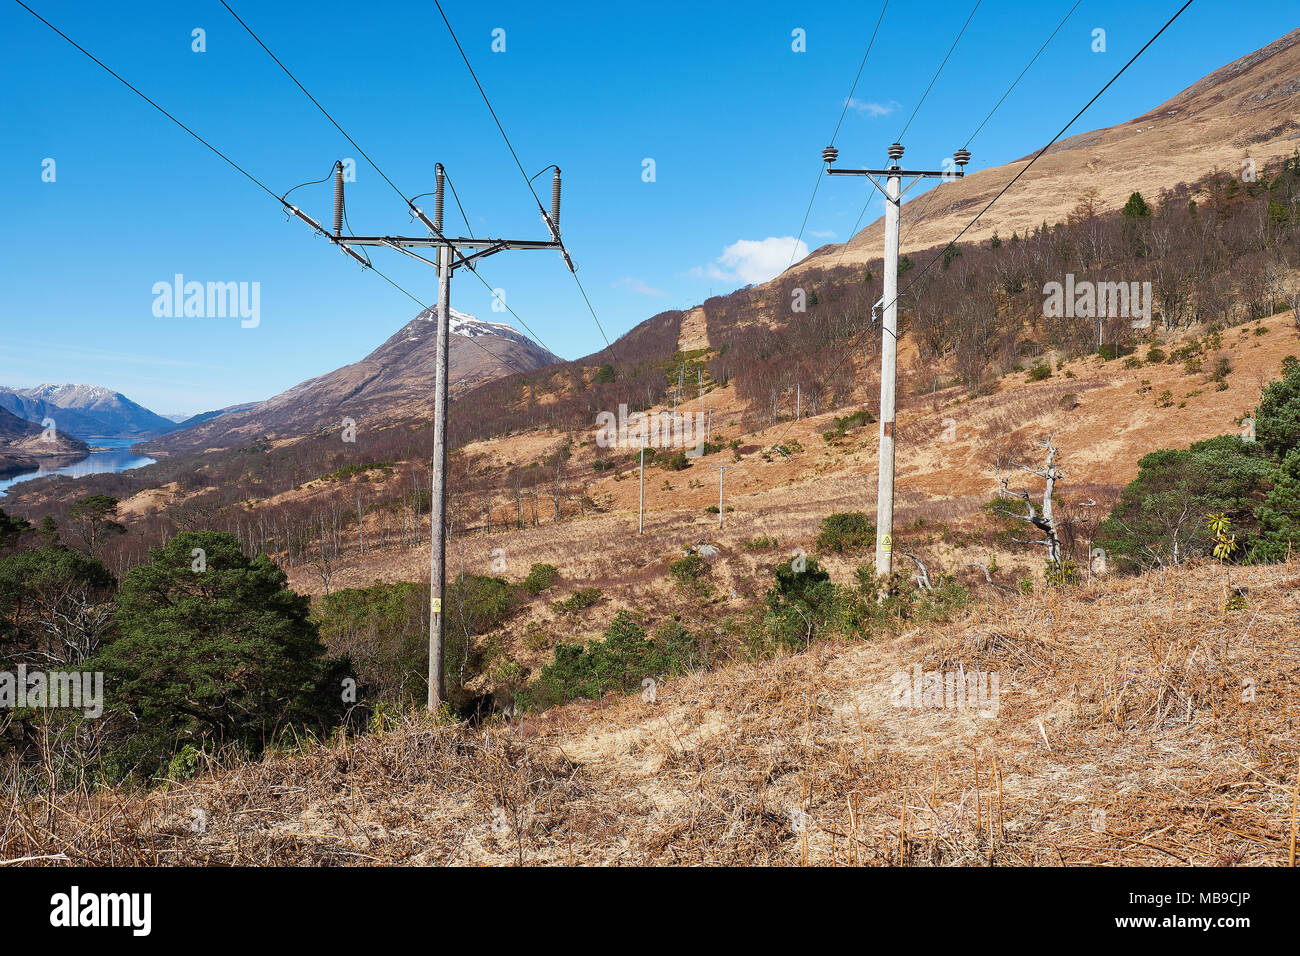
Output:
829,168,960,179
335,235,563,252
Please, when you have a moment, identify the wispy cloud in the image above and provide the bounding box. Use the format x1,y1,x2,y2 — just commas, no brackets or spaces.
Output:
690,236,809,286
846,97,900,118
808,229,837,239
611,276,665,297
0,338,232,371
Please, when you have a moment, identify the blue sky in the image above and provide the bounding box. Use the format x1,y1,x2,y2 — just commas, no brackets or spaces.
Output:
0,0,1283,415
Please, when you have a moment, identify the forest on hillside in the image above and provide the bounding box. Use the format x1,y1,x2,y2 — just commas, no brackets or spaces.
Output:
3,157,1298,585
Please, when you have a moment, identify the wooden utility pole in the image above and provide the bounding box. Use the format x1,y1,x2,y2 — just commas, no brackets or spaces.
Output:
428,240,452,712
638,432,646,535
824,142,968,577
306,161,575,712
714,465,727,529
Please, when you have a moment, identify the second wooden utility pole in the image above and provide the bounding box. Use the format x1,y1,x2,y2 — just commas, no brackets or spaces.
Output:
714,465,727,529
823,142,969,578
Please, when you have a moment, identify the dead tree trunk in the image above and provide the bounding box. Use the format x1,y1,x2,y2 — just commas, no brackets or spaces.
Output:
997,435,1065,567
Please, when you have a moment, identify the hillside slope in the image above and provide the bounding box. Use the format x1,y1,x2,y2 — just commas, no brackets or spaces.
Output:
143,308,560,455
795,27,1300,272
13,556,1297,866
0,405,89,476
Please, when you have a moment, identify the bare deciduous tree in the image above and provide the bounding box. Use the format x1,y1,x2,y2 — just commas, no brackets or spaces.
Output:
996,436,1065,567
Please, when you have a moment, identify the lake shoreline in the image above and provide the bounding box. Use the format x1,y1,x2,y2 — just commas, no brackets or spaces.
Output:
0,438,156,496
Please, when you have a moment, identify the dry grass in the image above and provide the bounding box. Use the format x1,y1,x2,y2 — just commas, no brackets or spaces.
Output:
5,558,1297,866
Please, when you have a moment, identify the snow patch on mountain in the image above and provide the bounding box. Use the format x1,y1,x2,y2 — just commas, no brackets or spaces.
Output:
403,306,539,349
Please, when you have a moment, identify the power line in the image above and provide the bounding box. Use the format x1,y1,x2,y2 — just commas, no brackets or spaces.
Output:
896,0,982,142
850,0,1197,354
430,0,620,370
965,0,1082,148
894,0,1081,252
785,0,891,270
13,0,280,204
217,0,558,362
835,0,981,271
13,0,527,385
772,0,1193,454
224,0,589,714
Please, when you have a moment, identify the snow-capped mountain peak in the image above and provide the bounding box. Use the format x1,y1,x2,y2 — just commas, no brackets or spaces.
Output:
403,307,539,350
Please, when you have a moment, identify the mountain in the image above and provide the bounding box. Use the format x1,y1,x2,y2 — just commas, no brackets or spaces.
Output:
0,384,179,440
795,27,1300,270
0,405,89,477
143,308,560,455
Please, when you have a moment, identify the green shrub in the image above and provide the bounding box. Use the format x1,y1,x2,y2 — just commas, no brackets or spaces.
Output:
551,587,603,614
816,512,875,553
315,581,426,706
827,408,875,439
668,554,708,585
1095,436,1273,571
521,562,560,596
522,611,700,709
450,574,514,631
1027,362,1053,381
1044,559,1082,588
91,531,350,779
763,557,838,650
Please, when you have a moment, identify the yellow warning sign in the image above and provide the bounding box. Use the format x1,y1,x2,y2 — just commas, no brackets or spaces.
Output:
432,598,442,613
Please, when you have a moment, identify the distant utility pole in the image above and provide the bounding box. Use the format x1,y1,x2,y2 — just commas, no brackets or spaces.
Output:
796,382,801,421
714,465,727,529
823,142,969,578
638,432,646,535
292,160,575,712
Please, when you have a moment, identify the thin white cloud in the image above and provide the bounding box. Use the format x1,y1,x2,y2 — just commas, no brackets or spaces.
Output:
847,97,900,118
611,276,665,297
691,236,809,286
808,229,837,239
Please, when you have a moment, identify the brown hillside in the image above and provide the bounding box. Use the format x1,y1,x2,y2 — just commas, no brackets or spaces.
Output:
11,555,1297,865
793,28,1300,273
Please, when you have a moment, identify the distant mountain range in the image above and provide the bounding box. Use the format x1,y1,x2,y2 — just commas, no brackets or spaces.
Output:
140,307,559,455
0,384,180,440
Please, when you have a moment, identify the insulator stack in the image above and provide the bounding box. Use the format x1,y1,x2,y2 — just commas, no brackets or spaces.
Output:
888,142,905,162
332,161,344,237
434,163,445,233
822,145,839,165
953,148,971,168
550,168,562,232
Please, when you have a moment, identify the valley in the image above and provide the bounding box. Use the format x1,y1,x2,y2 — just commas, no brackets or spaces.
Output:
3,8,1300,881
